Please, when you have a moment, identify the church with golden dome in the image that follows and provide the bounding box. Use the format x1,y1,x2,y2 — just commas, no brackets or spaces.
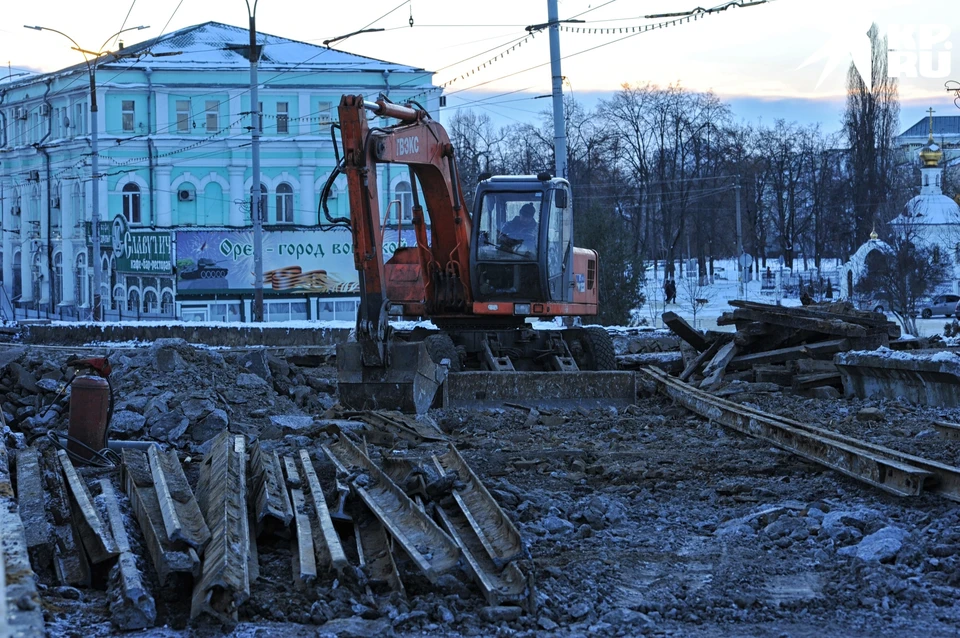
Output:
841,108,960,299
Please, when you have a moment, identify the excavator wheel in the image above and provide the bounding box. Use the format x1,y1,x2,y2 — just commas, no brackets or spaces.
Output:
424,333,462,372
579,327,617,371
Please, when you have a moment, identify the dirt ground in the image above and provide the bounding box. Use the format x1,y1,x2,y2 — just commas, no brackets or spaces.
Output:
6,341,960,637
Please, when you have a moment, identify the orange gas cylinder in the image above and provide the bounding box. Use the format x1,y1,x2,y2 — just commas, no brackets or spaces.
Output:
68,374,111,462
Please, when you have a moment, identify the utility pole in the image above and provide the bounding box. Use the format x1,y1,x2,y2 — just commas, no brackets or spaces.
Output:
246,1,264,321
25,24,148,321
547,0,567,180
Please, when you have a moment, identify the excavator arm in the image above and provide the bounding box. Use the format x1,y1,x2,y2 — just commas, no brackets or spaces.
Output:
337,95,472,365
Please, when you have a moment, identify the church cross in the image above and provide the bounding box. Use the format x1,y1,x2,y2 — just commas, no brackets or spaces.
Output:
928,107,936,138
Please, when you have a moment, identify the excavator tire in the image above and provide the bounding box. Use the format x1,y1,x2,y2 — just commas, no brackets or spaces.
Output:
580,327,617,371
424,333,462,372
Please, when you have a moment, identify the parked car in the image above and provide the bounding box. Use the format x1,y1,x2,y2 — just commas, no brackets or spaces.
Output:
921,294,960,318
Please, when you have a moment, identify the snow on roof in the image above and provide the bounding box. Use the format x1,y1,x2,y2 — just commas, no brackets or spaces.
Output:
7,21,429,88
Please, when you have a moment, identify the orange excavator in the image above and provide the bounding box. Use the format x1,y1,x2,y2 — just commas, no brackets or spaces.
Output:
325,95,636,413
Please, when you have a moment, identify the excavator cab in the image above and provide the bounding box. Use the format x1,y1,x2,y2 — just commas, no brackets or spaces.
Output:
471,175,576,308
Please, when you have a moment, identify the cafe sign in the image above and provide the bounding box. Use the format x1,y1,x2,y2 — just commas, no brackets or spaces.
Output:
112,216,173,274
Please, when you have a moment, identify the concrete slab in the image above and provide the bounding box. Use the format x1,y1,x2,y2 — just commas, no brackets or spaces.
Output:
835,350,960,407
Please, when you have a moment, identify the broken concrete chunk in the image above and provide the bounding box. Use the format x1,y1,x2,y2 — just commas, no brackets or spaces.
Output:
111,411,147,435
180,397,216,422
148,412,189,442
191,409,229,442
236,373,269,389
856,407,885,422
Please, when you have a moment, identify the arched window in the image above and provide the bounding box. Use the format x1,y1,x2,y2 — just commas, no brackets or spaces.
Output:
122,183,141,224
161,290,174,314
395,181,412,223
250,184,268,224
276,183,294,223
13,251,22,301
127,288,140,312
143,290,158,314
75,253,87,308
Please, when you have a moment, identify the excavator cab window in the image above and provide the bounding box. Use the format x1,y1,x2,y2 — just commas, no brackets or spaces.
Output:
474,190,544,300
476,192,542,261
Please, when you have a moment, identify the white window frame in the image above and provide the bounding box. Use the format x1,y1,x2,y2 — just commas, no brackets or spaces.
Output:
205,100,219,132
277,102,289,134
275,183,294,223
176,100,191,133
122,100,135,132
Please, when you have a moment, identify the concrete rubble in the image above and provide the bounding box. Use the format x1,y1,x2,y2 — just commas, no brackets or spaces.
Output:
2,324,960,636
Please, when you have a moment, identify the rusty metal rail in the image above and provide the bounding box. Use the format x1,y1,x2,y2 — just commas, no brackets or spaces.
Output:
642,367,960,501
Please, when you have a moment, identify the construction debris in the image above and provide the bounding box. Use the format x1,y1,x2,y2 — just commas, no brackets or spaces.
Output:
664,300,901,393
322,435,461,582
14,447,54,568
250,441,294,536
298,449,348,572
57,450,119,564
191,431,251,625
1,440,44,637
97,478,157,631
147,445,210,551
122,448,200,583
282,455,317,586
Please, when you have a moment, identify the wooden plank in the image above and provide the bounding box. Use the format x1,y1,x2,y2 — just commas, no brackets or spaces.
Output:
98,479,157,631
933,421,960,440
1,441,44,637
191,432,251,625
121,449,200,584
251,441,294,536
14,447,54,568
730,308,868,338
729,300,899,336
322,436,460,582
298,449,348,572
679,339,722,382
793,372,842,390
661,311,710,352
57,449,119,564
699,342,739,391
729,339,849,369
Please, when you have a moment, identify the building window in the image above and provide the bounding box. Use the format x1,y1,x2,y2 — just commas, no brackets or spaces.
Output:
176,100,190,132
143,290,158,314
205,101,219,132
75,253,87,308
317,101,332,131
277,102,289,134
394,181,413,223
122,183,141,224
250,184,268,223
127,288,140,313
122,100,135,132
75,103,86,136
161,290,173,314
53,253,63,307
276,183,294,223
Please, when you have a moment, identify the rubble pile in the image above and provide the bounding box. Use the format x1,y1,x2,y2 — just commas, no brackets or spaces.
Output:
662,300,904,394
0,341,533,635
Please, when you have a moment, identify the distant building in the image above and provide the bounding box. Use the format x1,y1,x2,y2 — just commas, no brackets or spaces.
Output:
0,22,438,321
843,110,960,298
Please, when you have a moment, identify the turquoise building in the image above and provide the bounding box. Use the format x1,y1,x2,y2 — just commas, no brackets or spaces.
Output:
0,22,437,321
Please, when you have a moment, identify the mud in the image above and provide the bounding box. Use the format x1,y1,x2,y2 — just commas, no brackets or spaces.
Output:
3,342,960,636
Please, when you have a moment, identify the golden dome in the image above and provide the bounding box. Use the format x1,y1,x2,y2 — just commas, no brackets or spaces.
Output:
920,140,943,168
870,228,879,240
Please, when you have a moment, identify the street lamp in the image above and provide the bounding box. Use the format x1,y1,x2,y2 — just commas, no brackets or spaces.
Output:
25,24,149,321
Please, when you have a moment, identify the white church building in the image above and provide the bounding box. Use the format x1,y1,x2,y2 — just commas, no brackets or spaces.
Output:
840,111,960,299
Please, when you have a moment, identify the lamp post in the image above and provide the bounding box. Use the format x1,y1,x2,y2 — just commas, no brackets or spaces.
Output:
25,24,149,320
245,0,264,322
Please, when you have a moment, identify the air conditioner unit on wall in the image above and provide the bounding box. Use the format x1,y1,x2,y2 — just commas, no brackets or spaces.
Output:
27,170,40,182
14,107,27,120
11,206,21,216
50,196,60,208
178,189,195,202
39,104,50,116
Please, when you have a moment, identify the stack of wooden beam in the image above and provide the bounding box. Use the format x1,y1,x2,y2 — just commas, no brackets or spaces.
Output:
662,300,901,392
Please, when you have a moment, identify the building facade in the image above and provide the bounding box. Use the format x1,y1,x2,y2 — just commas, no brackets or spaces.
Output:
0,22,438,321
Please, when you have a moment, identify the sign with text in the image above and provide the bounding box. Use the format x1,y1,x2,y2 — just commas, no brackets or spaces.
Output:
175,228,415,295
112,216,174,274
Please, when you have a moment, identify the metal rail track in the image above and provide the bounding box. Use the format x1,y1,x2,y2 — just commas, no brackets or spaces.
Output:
641,367,960,501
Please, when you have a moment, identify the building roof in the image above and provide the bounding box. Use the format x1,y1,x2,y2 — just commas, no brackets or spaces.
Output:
892,193,960,226
5,21,429,88
900,116,960,139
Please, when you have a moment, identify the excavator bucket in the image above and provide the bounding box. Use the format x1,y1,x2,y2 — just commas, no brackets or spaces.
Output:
441,371,638,410
337,341,447,415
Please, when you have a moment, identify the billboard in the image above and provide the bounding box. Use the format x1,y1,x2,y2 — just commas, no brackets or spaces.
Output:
175,229,416,295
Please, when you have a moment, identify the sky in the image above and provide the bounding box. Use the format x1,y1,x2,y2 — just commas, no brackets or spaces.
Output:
0,0,957,135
